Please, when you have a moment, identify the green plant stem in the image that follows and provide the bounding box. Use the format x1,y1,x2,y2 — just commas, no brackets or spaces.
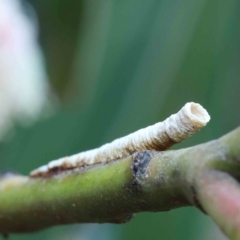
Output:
0,127,239,239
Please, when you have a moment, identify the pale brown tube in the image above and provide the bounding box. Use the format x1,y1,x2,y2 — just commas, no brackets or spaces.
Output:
30,102,210,178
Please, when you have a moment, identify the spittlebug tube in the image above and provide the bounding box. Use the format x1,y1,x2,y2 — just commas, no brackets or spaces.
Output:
30,102,210,178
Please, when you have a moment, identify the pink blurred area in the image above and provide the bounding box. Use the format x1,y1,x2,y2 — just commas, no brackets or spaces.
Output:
0,0,52,139
0,0,35,51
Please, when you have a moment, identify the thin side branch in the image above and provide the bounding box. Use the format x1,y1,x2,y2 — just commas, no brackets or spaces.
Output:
0,127,239,239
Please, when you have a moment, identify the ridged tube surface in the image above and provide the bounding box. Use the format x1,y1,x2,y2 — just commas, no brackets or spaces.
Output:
30,102,210,178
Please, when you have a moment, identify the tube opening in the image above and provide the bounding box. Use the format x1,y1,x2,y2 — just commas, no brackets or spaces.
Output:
188,102,210,124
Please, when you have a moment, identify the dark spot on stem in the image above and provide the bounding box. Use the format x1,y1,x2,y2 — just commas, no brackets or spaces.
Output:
190,185,206,214
131,151,152,177
127,180,142,193
127,151,152,193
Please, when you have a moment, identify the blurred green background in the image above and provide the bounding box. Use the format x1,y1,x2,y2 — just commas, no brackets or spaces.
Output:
2,0,240,239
